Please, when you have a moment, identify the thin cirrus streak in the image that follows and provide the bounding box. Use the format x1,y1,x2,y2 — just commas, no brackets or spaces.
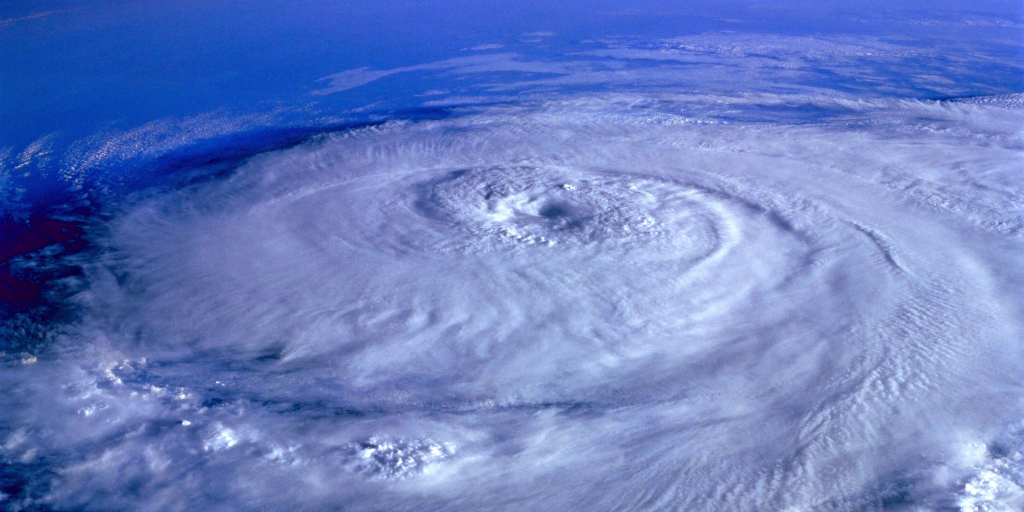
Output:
1,93,1023,511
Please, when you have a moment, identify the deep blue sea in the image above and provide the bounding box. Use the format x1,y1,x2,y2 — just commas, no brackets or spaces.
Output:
2,1,1024,510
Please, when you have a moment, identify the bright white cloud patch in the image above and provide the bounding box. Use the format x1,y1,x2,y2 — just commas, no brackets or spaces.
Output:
2,92,1022,511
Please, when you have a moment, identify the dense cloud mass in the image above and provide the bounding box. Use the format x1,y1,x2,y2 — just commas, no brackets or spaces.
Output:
2,93,1022,511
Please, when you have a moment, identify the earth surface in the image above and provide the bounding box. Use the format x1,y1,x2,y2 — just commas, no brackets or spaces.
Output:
2,1,1024,511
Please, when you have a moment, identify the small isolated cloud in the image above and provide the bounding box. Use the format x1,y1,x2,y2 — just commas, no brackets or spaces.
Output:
312,53,574,96
467,44,505,51
520,31,556,43
0,7,81,28
310,68,397,95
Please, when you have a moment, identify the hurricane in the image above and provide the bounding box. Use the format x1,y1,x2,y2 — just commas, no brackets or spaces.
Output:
2,2,1023,511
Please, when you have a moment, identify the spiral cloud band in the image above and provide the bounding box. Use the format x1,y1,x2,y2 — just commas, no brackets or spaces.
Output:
2,93,1023,511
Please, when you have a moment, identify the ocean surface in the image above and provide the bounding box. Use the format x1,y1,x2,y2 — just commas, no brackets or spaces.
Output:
2,1,1023,510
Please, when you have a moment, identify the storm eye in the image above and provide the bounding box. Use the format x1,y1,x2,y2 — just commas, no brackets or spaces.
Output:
533,200,589,231
538,203,570,220
408,167,721,253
